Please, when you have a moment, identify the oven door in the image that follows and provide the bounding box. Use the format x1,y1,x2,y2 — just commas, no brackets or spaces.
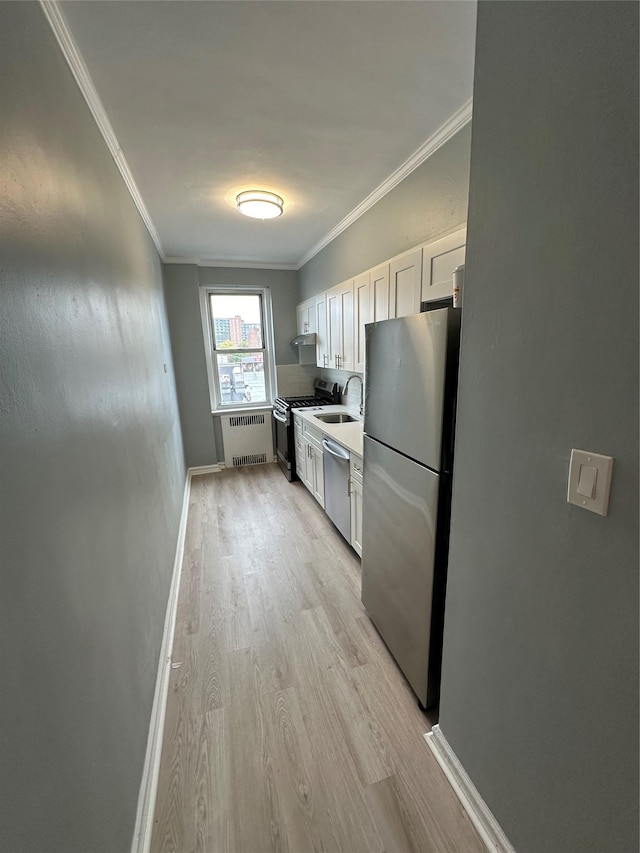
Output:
273,409,294,478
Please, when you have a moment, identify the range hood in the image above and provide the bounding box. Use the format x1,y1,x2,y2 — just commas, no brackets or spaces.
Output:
292,332,317,346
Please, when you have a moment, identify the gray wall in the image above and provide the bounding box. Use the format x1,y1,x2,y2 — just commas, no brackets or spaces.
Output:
0,4,185,852
439,3,639,852
163,263,299,467
299,123,471,300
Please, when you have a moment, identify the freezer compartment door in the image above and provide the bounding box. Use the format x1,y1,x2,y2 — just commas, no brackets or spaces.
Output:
361,435,440,706
364,309,448,471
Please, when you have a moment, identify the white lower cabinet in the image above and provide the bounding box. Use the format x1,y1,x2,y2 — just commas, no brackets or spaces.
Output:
349,454,364,557
309,443,324,506
301,422,324,508
294,415,305,480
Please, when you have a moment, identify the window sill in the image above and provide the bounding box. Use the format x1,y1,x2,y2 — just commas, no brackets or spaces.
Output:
212,404,274,417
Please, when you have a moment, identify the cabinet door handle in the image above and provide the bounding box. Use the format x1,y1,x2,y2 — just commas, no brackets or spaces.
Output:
347,477,351,497
323,354,328,367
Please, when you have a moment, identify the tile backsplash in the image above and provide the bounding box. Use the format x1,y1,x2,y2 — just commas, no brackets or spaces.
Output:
275,364,317,397
340,375,364,415
317,367,364,414
276,364,364,413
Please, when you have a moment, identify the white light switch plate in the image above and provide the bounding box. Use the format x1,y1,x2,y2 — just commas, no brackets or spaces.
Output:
567,449,614,516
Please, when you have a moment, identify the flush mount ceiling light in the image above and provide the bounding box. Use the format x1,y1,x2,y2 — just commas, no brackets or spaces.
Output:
236,190,284,219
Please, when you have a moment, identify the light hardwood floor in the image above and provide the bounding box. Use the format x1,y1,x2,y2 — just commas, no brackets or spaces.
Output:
151,464,484,853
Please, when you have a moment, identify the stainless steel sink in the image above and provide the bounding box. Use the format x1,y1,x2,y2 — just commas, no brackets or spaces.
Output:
314,413,357,424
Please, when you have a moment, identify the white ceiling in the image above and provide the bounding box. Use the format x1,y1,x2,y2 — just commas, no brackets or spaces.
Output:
56,0,477,268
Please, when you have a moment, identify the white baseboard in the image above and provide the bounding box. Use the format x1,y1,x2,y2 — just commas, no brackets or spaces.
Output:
130,471,193,853
424,725,516,853
189,463,224,476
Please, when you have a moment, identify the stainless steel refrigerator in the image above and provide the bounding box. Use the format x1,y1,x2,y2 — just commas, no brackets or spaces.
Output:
361,306,460,708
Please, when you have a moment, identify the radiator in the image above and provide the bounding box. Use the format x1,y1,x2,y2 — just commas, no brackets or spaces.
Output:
220,412,274,468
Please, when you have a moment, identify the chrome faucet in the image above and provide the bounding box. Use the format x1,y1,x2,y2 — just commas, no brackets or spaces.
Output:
343,374,364,417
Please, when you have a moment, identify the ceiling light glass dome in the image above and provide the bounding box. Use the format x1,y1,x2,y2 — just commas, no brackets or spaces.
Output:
236,190,284,219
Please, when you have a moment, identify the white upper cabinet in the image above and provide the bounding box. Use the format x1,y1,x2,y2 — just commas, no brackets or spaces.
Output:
326,287,340,370
296,297,315,336
296,303,306,335
370,262,390,323
327,279,354,372
306,299,317,336
353,271,371,374
389,248,423,318
421,226,467,303
314,293,328,368
296,223,466,375
340,282,355,373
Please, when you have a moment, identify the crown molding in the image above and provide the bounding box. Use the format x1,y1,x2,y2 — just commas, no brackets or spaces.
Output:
296,98,473,270
163,256,298,271
39,0,165,260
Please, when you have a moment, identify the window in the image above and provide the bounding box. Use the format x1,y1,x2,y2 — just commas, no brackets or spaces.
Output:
199,287,276,411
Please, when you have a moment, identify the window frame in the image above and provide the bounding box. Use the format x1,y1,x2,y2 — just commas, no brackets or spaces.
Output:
199,285,277,412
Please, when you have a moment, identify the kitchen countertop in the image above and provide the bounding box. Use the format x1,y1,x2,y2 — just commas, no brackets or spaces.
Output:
292,405,363,458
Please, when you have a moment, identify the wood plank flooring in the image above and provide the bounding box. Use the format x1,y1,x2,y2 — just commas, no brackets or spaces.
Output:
151,464,484,853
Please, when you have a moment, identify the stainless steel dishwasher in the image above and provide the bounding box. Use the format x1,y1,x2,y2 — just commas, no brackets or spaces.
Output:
322,437,351,542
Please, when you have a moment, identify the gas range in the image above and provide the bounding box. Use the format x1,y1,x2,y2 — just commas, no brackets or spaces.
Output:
273,379,341,481
273,378,340,418
273,395,321,413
